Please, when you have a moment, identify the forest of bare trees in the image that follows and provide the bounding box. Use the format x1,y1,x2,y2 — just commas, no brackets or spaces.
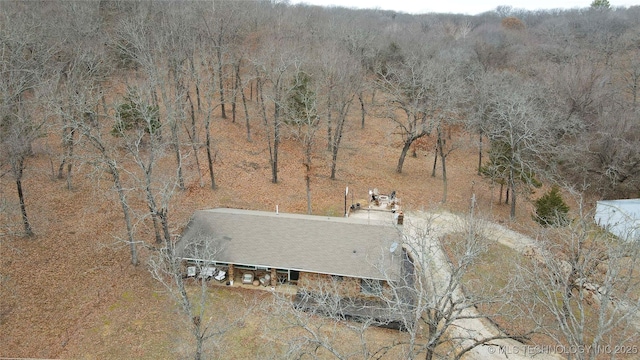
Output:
2,0,640,234
2,0,640,359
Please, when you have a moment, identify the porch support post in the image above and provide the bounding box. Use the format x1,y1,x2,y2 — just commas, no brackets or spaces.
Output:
270,268,277,286
228,264,235,285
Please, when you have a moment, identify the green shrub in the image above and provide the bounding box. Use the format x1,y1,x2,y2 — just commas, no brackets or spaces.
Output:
111,91,160,137
533,186,569,227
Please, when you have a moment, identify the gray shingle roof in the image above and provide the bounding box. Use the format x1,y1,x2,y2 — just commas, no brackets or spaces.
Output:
176,208,403,281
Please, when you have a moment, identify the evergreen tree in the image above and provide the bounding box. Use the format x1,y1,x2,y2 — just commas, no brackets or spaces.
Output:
111,89,160,137
480,140,541,204
590,0,611,9
533,186,570,227
286,71,317,125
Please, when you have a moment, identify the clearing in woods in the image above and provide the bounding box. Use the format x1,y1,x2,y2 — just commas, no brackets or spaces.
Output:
0,108,541,358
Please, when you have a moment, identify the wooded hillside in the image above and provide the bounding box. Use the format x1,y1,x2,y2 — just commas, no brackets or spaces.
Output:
1,1,640,359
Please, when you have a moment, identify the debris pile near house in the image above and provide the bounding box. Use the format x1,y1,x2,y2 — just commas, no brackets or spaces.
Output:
348,187,403,224
184,265,227,282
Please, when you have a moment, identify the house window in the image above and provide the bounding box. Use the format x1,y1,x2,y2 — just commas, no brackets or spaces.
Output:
289,270,300,284
360,279,383,296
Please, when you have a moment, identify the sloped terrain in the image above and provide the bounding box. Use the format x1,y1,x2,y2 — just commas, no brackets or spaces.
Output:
0,108,538,358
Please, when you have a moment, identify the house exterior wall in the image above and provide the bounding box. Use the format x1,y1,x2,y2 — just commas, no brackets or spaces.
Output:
298,272,394,299
299,273,361,297
595,200,640,241
179,260,402,300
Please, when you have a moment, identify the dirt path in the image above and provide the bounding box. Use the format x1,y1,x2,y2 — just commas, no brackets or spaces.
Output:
351,208,562,359
406,211,564,360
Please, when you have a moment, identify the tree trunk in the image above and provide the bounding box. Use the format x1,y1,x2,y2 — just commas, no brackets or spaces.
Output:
159,207,171,245
231,61,238,123
141,155,163,244
194,332,203,360
509,168,516,219
234,59,245,126
256,76,278,183
305,161,312,215
204,113,216,190
186,90,198,145
477,133,483,175
65,128,75,191
359,92,365,129
152,88,160,113
426,321,437,360
271,82,281,184
426,347,434,360
326,90,332,151
216,47,226,119
111,162,137,265
58,122,69,179
188,54,201,113
330,146,339,180
239,67,251,142
171,121,185,191
396,139,413,174
148,201,163,244
15,158,33,237
58,125,76,190
100,92,108,126
257,76,273,179
185,91,203,186
158,71,184,189
329,109,349,180
431,144,438,177
175,77,187,191
57,158,67,180
439,135,447,203
58,118,76,190
272,118,279,184
632,81,637,112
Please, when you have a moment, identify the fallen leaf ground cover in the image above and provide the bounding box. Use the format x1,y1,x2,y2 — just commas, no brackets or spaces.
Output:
0,105,541,358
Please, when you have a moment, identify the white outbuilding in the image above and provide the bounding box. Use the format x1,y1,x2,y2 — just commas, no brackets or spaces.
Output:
594,199,640,242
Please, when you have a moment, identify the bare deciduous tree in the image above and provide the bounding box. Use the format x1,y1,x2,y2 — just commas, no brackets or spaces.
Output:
0,9,55,236
77,116,139,266
149,233,249,360
478,73,558,219
286,68,320,214
115,4,188,190
53,49,108,190
614,49,640,112
375,52,432,174
394,209,529,360
199,1,247,189
251,27,300,184
266,277,399,359
516,195,640,360
425,48,471,203
320,43,364,181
